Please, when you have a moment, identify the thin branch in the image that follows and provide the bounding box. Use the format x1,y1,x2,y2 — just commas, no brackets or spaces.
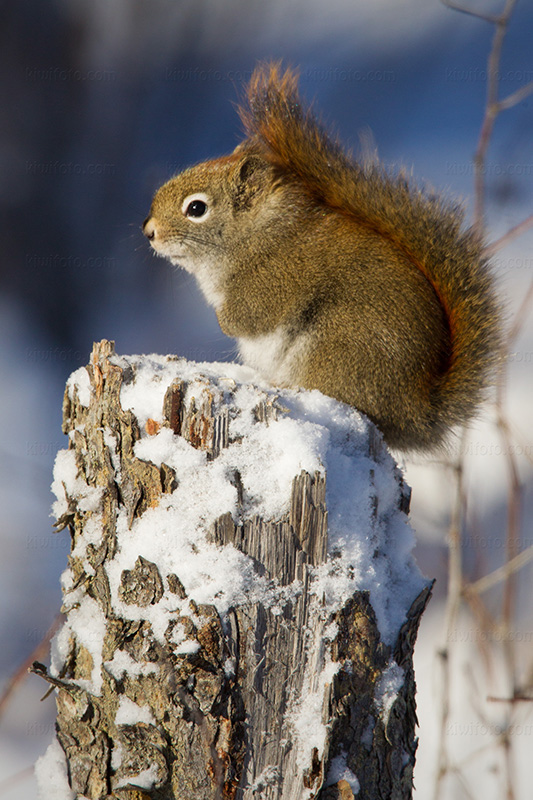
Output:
0,766,35,797
439,0,500,24
466,544,533,596
432,443,467,800
463,586,498,680
454,738,504,769
488,695,533,703
503,727,516,800
498,80,533,111
0,614,63,719
473,0,518,232
494,371,522,685
504,278,533,348
484,214,533,256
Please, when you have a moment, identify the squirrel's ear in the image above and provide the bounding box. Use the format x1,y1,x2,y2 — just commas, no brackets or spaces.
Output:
230,154,274,210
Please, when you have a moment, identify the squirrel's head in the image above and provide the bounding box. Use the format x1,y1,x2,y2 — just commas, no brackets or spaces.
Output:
143,151,295,307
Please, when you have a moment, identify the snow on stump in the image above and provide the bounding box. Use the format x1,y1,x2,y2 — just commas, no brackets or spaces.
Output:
34,339,432,800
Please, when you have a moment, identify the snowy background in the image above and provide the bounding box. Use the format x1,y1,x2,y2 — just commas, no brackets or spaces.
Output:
1,0,532,797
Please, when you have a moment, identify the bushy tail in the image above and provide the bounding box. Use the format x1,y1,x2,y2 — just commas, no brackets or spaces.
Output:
238,62,502,435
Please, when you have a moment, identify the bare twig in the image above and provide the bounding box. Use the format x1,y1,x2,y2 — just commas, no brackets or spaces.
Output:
0,765,35,797
0,614,63,719
439,0,500,24
493,378,521,687
504,278,533,347
466,544,533,596
484,215,533,257
487,695,533,703
498,80,533,111
472,0,518,233
432,442,467,800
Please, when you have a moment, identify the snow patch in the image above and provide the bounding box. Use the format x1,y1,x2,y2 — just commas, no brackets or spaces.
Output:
104,650,159,680
115,695,156,726
375,660,406,727
114,764,161,791
51,448,103,520
35,737,75,800
50,594,107,695
291,631,339,771
325,751,360,794
67,366,92,407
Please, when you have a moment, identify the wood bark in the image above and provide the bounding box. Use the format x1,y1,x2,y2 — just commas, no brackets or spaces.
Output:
35,339,432,800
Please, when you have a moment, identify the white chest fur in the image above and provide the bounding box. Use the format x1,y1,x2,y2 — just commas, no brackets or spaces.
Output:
182,258,225,309
237,327,307,385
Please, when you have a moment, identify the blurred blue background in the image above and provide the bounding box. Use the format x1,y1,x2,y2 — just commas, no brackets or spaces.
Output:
1,0,532,797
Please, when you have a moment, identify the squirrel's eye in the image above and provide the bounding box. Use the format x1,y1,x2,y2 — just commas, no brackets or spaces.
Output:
182,193,211,222
187,200,207,217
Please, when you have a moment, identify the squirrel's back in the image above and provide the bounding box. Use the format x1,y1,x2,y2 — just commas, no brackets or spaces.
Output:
236,63,501,450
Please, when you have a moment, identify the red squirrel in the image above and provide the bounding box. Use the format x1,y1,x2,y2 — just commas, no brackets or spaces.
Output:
144,63,501,451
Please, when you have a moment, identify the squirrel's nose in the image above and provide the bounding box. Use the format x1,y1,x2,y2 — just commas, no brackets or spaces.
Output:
143,217,157,241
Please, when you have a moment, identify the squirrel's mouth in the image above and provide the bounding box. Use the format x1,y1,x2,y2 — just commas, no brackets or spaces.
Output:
144,232,180,262
151,242,193,273
142,218,190,267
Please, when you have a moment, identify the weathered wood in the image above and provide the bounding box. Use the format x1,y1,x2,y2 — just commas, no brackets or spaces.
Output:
36,339,431,800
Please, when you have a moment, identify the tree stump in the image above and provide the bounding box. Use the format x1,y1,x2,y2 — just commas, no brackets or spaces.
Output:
34,339,431,800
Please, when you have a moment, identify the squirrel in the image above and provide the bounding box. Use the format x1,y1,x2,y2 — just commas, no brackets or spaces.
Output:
143,63,501,452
